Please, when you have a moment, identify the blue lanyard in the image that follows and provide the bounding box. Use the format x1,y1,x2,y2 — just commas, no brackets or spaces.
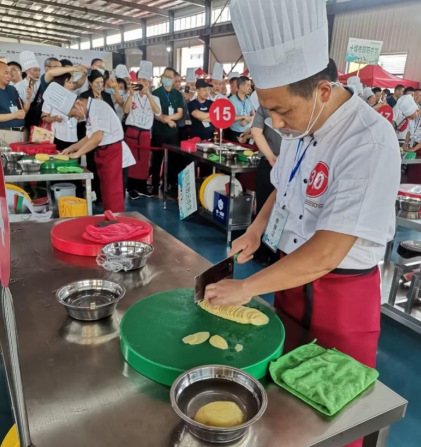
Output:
163,89,172,106
237,94,247,114
288,137,314,184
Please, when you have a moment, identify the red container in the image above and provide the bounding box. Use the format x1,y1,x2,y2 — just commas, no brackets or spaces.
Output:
10,142,57,155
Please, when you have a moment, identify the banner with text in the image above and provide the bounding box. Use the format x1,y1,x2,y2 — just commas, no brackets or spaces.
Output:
346,38,383,65
178,162,197,220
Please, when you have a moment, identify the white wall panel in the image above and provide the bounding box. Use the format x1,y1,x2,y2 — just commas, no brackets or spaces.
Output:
330,2,421,82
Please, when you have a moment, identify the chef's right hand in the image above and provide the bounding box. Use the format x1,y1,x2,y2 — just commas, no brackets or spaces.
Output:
13,110,26,120
228,229,261,264
62,145,78,155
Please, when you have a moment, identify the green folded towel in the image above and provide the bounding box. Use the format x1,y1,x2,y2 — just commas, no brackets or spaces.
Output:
208,154,225,163
57,166,84,173
269,341,379,416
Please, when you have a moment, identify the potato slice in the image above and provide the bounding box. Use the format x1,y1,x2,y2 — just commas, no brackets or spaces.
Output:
182,332,210,345
235,344,243,352
194,401,244,428
209,335,228,350
35,153,50,161
199,301,269,326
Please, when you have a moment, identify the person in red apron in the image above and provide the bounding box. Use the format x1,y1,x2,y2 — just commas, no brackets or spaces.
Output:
43,83,133,213
205,2,401,446
124,60,162,199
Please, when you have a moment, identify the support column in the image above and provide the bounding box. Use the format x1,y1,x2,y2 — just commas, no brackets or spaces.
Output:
168,11,175,68
140,19,147,61
203,0,212,73
203,35,210,74
89,34,93,49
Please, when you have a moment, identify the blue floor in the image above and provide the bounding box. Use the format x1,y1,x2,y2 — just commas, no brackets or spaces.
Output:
1,197,420,445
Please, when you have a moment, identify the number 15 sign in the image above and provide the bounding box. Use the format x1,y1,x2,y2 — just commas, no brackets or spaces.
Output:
210,99,236,129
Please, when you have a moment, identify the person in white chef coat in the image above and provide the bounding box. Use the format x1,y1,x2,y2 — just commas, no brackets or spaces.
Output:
205,2,401,431
124,61,162,199
393,94,419,147
14,51,40,107
208,63,226,101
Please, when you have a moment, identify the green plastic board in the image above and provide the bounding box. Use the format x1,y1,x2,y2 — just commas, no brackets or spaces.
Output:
120,288,285,386
23,156,79,171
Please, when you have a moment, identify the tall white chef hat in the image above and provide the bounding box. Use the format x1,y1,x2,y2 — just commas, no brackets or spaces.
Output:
43,83,77,116
19,51,40,72
229,72,240,80
396,95,419,118
347,76,361,86
116,64,130,79
211,62,224,81
230,0,329,90
186,68,197,83
363,88,374,101
138,60,153,80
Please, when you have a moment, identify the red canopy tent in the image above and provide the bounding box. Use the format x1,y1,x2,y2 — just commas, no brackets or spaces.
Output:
339,65,419,89
337,70,345,77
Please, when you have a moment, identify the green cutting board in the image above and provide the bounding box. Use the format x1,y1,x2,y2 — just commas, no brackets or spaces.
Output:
23,156,79,171
120,288,285,386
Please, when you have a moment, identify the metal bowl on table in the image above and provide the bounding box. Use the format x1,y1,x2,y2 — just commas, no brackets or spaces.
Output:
220,150,237,161
18,159,43,173
100,241,154,272
0,146,11,156
56,279,126,321
396,196,421,212
4,152,26,163
248,154,260,166
171,365,267,444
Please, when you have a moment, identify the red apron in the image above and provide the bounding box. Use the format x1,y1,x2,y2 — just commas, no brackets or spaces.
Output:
275,258,381,447
95,141,124,213
125,126,152,180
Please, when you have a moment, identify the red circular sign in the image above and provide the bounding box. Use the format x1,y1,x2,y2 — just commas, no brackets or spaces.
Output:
209,99,236,129
307,162,329,198
0,166,10,287
377,105,394,124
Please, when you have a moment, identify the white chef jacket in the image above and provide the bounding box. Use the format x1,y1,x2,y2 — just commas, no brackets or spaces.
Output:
42,103,78,143
86,98,135,168
125,92,162,130
393,107,412,143
409,112,421,145
270,91,401,270
15,78,39,103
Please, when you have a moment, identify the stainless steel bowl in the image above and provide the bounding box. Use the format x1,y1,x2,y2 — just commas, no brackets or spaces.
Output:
18,159,43,173
219,150,237,161
171,365,267,444
249,155,260,166
101,241,154,272
396,196,421,212
4,152,26,163
56,279,126,321
0,146,11,156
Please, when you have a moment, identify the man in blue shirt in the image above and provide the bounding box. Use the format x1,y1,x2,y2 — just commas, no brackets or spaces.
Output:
0,62,27,144
387,84,404,108
188,79,215,140
229,76,255,142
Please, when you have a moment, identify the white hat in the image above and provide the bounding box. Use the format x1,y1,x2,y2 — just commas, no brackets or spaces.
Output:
19,51,40,71
43,83,77,116
363,88,374,101
395,95,419,118
138,61,153,80
116,64,130,79
356,82,364,96
230,0,329,89
228,72,240,80
347,76,360,86
186,68,197,83
211,62,224,81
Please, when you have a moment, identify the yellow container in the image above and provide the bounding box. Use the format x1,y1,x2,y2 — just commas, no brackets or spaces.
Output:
58,196,87,218
1,425,19,447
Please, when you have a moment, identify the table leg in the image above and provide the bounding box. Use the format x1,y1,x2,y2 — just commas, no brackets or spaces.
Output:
227,173,235,246
163,149,168,210
362,426,390,447
46,181,54,217
86,178,93,216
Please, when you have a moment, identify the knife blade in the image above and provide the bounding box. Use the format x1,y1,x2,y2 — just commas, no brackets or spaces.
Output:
194,256,235,303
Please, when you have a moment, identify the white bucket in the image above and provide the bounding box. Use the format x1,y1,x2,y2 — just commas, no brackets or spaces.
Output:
51,183,76,201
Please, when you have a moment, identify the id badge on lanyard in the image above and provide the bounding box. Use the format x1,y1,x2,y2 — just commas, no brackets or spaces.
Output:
134,94,147,128
263,137,314,252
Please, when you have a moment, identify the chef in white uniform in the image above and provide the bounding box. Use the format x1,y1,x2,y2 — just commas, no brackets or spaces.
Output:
15,51,40,106
205,2,401,429
208,63,226,101
393,94,419,147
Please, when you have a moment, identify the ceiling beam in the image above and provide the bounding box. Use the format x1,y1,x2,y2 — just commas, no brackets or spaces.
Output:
102,0,169,17
0,27,71,41
27,0,144,24
0,11,102,34
0,22,86,39
0,5,120,30
0,32,63,46
179,0,206,6
327,0,420,15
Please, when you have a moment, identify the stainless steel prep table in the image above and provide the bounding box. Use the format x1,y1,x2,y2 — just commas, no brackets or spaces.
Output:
163,145,258,244
3,162,94,218
1,213,407,447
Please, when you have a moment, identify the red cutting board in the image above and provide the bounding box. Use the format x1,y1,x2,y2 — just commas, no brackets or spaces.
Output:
51,216,153,257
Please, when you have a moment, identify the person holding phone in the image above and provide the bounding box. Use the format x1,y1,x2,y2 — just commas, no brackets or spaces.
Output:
228,76,255,142
124,61,162,199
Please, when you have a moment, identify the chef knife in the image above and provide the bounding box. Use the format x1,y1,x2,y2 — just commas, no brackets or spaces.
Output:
194,256,235,303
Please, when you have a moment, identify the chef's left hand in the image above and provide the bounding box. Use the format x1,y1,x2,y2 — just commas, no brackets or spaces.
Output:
69,152,81,159
204,279,252,306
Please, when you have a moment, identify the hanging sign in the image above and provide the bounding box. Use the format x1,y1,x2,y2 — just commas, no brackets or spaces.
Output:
210,99,236,129
0,164,10,288
346,38,383,65
178,162,197,220
377,105,394,124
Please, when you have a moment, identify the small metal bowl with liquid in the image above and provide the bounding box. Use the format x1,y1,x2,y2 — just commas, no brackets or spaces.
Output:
170,365,267,444
56,279,125,321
